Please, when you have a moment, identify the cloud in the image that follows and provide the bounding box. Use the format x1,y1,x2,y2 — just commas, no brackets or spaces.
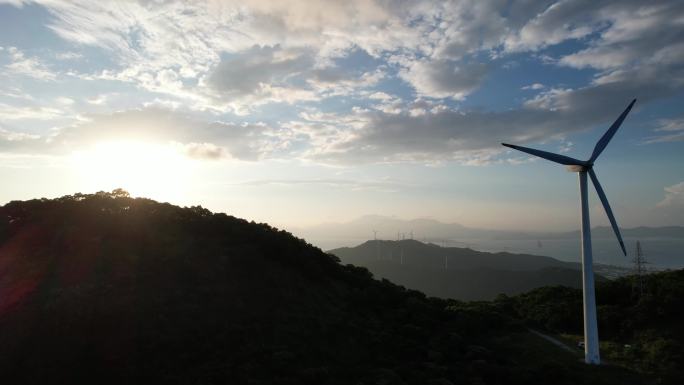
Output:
55,97,74,105
0,126,40,142
207,46,313,98
398,59,489,99
0,108,275,161
3,47,56,80
0,102,65,120
300,107,571,164
558,2,684,70
86,94,111,105
174,142,227,160
204,45,386,109
656,118,684,132
8,1,681,109
7,1,507,108
522,83,545,90
657,182,684,208
1,0,683,166
296,87,648,164
55,51,82,60
235,178,407,193
0,126,43,152
308,67,385,96
503,0,600,52
643,117,684,143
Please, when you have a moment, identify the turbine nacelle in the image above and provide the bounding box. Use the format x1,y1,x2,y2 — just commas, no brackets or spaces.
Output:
566,164,589,172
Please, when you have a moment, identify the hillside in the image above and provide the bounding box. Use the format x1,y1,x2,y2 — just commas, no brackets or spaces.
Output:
331,240,577,271
329,240,599,300
0,192,648,384
497,269,684,384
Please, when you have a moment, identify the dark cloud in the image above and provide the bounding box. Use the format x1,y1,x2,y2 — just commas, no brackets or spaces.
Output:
207,45,314,98
309,68,678,164
179,142,228,160
399,60,489,99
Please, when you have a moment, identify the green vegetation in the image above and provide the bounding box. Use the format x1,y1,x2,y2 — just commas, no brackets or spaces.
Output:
496,270,684,384
0,191,671,384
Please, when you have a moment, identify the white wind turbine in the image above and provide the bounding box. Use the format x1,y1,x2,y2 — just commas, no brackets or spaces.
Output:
502,99,636,365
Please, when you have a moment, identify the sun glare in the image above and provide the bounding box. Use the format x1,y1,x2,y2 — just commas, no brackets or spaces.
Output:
71,141,194,202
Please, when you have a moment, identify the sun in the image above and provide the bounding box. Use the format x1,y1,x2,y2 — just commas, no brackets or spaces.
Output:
71,140,194,202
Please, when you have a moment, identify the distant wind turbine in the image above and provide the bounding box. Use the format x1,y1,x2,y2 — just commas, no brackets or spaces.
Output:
373,230,379,260
502,99,636,365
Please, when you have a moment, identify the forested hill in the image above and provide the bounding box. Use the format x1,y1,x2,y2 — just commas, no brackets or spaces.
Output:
330,240,577,271
0,191,650,384
498,268,684,384
329,240,594,300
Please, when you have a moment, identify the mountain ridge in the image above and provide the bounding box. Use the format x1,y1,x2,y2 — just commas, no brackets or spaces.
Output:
296,214,684,241
328,240,600,300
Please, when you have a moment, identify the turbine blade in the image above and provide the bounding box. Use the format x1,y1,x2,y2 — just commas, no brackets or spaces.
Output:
502,143,585,166
589,169,626,256
589,99,636,162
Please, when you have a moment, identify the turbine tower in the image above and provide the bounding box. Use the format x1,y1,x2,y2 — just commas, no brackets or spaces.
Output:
373,230,379,260
502,99,635,365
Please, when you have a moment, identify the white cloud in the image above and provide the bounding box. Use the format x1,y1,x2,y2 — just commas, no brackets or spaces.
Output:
368,92,394,101
0,0,29,8
86,94,111,105
522,83,544,90
235,178,407,193
0,102,65,120
55,97,74,105
504,0,600,52
0,127,39,142
28,108,280,161
655,118,684,132
557,140,573,154
657,182,684,208
644,117,684,143
558,3,684,70
0,87,35,101
6,1,509,109
55,51,82,60
3,46,56,80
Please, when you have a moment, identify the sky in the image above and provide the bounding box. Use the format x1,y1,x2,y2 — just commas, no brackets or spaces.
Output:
0,0,683,232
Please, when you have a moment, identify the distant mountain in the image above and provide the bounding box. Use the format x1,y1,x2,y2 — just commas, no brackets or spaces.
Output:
328,240,605,300
330,239,578,271
294,215,684,245
294,216,684,268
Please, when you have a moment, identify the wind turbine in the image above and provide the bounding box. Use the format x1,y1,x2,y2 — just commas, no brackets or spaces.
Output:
502,99,636,365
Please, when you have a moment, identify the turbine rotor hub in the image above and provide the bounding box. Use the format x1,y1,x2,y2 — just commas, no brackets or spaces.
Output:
566,164,590,172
